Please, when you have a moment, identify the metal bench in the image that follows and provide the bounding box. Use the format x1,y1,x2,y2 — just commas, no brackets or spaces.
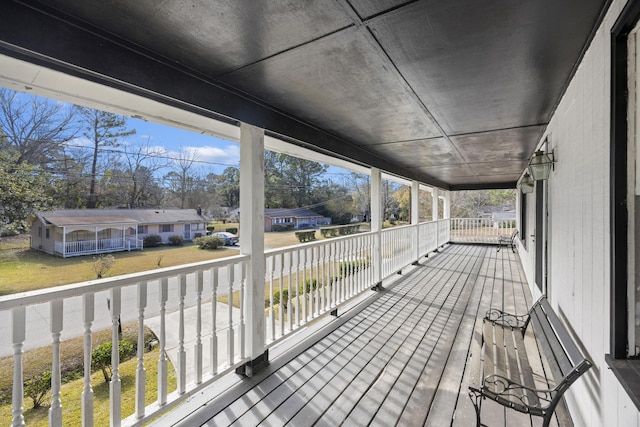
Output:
468,296,592,427
497,229,518,252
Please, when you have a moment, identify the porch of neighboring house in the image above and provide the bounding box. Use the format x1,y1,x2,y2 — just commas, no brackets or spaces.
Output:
156,244,569,427
54,225,144,258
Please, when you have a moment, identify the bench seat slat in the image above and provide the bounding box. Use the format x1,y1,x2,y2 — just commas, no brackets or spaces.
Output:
512,327,539,407
530,307,572,380
539,299,585,366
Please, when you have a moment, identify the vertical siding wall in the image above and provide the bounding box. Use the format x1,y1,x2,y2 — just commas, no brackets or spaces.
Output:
518,0,640,425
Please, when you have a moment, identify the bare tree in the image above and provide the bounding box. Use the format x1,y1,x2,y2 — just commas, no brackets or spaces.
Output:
349,172,370,222
0,88,77,166
119,138,168,208
167,147,200,208
76,107,135,208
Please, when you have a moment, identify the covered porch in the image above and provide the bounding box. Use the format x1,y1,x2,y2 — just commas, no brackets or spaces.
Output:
158,244,562,427
54,225,143,258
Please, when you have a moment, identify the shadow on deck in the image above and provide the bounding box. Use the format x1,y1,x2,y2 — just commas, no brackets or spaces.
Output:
154,244,564,427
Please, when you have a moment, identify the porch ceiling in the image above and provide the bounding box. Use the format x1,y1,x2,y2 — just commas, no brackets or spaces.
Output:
0,1,609,189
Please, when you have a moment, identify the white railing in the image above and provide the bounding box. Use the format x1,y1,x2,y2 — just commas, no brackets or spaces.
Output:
2,255,249,427
55,237,144,257
3,219,451,427
449,217,516,243
264,219,449,344
381,224,416,278
264,232,374,345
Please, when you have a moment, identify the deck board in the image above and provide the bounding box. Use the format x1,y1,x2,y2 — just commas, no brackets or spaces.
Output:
167,244,574,427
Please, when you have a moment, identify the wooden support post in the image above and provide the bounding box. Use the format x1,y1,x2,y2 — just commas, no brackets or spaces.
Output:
432,187,439,251
238,123,267,377
371,168,383,290
411,181,420,263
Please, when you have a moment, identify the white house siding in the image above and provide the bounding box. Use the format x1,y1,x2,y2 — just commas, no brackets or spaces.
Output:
518,1,640,426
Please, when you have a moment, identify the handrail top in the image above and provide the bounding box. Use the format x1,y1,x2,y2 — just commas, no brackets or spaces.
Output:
0,253,250,310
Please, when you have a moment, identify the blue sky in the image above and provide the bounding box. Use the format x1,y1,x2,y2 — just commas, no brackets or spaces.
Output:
126,117,240,174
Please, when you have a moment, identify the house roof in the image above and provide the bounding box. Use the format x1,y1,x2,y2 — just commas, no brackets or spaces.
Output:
36,209,208,227
265,208,325,219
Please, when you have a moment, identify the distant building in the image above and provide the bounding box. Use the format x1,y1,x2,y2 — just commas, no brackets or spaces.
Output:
30,208,209,258
264,208,330,231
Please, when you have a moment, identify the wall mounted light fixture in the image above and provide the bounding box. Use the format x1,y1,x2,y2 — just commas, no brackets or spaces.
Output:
528,149,555,181
520,173,534,194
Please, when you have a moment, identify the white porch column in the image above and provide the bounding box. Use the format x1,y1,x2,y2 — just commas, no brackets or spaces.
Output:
62,226,66,258
411,181,420,262
432,187,439,221
432,188,439,249
239,123,267,376
443,190,451,219
371,168,382,289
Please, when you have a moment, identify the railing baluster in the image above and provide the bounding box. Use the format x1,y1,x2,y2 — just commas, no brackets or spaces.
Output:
177,274,187,394
286,251,293,333
82,293,94,427
194,271,203,385
135,282,147,419
278,253,284,338
109,287,122,427
239,262,246,359
227,264,235,365
11,306,25,427
49,299,63,426
294,249,300,328
268,256,275,341
210,267,218,375
301,248,307,324
158,277,168,406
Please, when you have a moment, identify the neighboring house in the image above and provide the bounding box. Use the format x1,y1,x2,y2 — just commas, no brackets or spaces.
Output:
490,211,516,228
264,208,330,231
30,208,209,258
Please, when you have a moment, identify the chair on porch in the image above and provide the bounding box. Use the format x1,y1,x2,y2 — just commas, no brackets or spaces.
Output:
497,229,518,253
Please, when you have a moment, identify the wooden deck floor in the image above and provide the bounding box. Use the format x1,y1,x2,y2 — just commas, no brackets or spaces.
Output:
163,244,565,427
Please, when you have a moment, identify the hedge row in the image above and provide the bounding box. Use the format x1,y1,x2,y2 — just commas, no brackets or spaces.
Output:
319,224,360,238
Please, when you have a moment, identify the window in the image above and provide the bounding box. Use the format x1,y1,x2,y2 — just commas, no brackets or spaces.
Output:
161,224,172,233
137,225,147,234
45,229,49,239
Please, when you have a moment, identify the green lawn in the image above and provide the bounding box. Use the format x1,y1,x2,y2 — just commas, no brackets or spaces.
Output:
0,236,239,296
0,346,177,426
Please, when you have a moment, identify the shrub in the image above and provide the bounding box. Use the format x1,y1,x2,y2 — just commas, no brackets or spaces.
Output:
320,227,339,238
92,254,116,279
225,227,238,234
272,223,294,232
300,279,319,294
24,370,51,408
194,235,225,250
272,288,292,308
206,225,215,232
143,234,163,247
338,259,370,278
91,340,134,383
294,230,316,243
168,235,184,246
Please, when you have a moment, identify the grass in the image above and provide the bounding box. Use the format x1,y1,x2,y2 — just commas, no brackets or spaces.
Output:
0,347,177,426
0,235,239,296
0,321,176,426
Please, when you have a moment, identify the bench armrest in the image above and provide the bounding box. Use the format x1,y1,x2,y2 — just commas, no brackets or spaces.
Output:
485,308,529,330
480,374,555,410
